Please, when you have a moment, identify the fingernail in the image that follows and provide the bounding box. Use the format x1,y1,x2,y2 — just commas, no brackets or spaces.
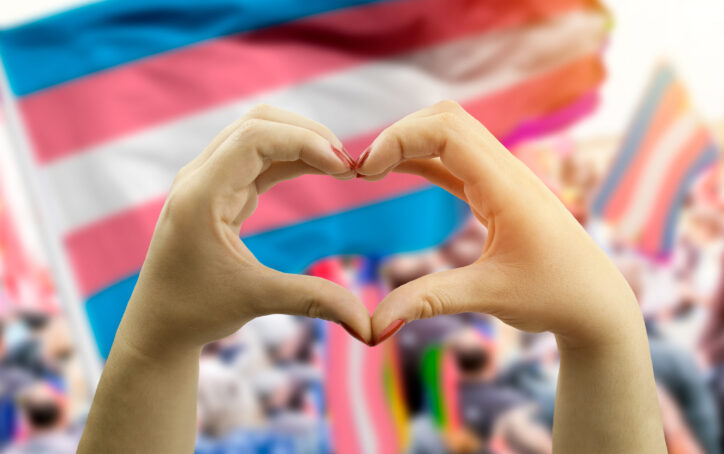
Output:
340,322,366,344
342,147,356,169
355,147,372,178
374,319,404,346
332,144,356,169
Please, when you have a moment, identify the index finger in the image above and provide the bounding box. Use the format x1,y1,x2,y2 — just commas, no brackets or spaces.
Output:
187,104,354,173
202,118,354,194
356,109,524,216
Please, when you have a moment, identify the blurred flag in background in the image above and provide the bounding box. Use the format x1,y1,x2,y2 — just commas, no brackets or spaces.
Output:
0,0,610,421
0,94,58,317
592,64,720,260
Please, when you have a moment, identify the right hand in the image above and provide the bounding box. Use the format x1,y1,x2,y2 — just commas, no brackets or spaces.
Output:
357,100,643,349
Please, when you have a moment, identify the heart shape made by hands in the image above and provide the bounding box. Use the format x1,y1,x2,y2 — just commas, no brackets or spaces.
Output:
146,101,616,356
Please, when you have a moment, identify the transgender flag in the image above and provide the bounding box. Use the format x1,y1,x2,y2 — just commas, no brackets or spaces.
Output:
0,0,609,375
592,65,720,259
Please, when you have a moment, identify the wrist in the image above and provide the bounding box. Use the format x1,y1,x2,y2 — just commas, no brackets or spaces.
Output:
555,291,647,353
111,325,202,371
113,290,204,364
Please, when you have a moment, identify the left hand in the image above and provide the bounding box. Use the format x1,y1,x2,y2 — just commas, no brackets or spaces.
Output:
116,104,372,359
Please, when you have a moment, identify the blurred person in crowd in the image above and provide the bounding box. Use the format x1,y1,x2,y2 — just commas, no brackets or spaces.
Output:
497,333,558,431
385,219,493,418
385,255,461,417
255,368,326,454
397,316,467,417
558,149,600,225
659,204,724,350
197,342,261,438
0,320,34,447
1,312,70,385
438,220,487,270
4,381,79,454
657,386,706,454
449,329,551,453
700,252,724,453
619,256,721,454
408,328,551,454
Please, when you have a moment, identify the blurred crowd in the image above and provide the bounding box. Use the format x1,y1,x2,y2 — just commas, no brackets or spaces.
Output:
376,137,724,454
1,135,724,454
0,311,87,453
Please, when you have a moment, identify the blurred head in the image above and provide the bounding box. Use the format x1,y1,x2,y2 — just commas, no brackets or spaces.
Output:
19,311,50,332
685,205,723,246
38,316,74,373
439,220,487,269
197,358,254,437
18,382,66,433
246,315,299,359
448,329,496,380
383,252,442,289
255,369,295,416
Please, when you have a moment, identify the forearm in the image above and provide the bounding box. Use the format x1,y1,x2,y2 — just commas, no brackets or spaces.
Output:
77,318,201,454
552,305,666,453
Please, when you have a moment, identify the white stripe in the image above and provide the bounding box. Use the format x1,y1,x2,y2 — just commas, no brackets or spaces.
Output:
40,10,607,234
348,338,377,454
617,114,699,239
0,0,97,29
0,55,102,391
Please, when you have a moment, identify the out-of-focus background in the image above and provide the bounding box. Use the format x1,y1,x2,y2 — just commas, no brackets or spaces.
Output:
0,0,723,453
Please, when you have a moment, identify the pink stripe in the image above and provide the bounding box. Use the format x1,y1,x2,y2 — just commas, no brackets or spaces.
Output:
361,284,399,454
463,55,604,142
66,170,428,296
441,351,461,431
503,91,599,148
312,260,363,454
639,129,711,255
64,54,603,297
603,82,687,222
21,0,596,164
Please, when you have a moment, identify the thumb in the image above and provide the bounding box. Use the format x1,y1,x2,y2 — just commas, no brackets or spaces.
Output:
259,272,371,344
371,262,505,345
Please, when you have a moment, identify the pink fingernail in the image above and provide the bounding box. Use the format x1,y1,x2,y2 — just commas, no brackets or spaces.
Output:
355,147,372,178
374,319,405,346
332,144,356,169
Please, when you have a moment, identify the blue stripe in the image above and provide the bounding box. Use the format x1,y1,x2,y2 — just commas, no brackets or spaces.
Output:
591,66,675,216
659,144,719,257
0,0,389,96
85,186,470,358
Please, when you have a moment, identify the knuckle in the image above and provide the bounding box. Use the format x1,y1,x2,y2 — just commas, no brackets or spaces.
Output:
247,103,274,118
437,111,460,128
417,291,448,319
162,182,202,229
434,99,462,112
303,296,324,320
233,118,266,143
172,164,191,185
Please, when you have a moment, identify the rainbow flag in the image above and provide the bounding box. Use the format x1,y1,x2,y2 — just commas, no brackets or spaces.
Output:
0,0,609,362
592,65,720,259
421,344,461,433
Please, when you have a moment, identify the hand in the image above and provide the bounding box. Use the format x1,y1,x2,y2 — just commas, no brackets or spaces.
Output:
117,105,372,359
358,101,665,453
357,100,642,349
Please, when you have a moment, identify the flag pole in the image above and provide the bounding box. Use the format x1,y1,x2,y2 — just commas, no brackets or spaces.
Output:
0,63,102,394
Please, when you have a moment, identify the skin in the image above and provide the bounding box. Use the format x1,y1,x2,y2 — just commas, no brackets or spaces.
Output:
78,101,666,454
